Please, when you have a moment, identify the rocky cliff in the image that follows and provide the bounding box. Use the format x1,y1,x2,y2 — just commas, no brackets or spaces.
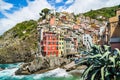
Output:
0,20,37,63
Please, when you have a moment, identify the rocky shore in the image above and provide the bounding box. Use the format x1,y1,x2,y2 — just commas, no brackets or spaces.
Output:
68,65,86,77
15,56,71,75
0,68,3,71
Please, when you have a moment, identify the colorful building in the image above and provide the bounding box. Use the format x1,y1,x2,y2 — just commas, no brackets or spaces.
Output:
64,37,78,56
83,34,93,51
41,32,59,57
58,34,64,57
50,16,55,26
109,9,120,49
64,38,72,56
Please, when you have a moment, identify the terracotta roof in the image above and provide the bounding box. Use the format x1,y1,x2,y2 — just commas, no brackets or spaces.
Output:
109,16,118,23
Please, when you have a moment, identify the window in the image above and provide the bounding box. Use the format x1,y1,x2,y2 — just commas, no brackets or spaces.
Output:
50,37,51,39
119,15,120,21
48,42,50,44
48,47,50,50
66,45,69,47
56,46,58,49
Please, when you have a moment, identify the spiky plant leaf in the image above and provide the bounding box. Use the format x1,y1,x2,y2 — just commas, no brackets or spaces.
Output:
105,68,110,77
82,65,94,79
89,54,102,58
91,69,99,80
100,51,110,59
114,48,120,56
101,66,105,80
109,56,116,67
104,45,110,51
79,45,120,80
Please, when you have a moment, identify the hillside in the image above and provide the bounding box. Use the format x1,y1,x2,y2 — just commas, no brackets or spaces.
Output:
0,20,37,63
84,5,120,21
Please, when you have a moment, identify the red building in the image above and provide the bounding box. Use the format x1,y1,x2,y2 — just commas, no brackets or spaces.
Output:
41,32,59,57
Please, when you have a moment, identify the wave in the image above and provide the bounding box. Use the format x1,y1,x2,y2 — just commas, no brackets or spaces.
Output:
33,68,72,80
0,63,74,80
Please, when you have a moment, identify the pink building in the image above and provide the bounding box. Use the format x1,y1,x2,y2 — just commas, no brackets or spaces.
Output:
50,17,55,26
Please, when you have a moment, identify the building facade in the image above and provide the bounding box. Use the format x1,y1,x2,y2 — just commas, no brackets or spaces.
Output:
58,34,64,57
41,32,59,57
109,9,120,49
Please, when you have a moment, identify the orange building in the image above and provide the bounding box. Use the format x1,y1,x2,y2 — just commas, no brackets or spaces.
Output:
109,9,120,49
41,32,58,57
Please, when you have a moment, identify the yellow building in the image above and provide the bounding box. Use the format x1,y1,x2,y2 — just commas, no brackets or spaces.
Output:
58,34,64,57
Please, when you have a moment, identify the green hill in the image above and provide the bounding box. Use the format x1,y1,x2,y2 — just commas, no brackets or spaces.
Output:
84,5,120,21
0,20,37,63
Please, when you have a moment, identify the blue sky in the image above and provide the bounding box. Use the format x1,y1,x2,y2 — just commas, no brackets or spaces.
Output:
0,0,120,35
0,0,74,18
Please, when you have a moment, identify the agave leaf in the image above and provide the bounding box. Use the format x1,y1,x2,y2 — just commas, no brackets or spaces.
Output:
100,52,110,59
82,65,93,79
109,56,116,67
115,48,120,56
91,45,100,54
105,68,110,77
105,68,111,80
99,46,104,54
77,59,88,65
104,45,110,51
101,66,105,80
89,54,102,58
116,61,120,67
91,69,99,80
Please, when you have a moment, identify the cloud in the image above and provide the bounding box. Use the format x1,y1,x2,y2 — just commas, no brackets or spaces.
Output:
0,0,52,35
56,0,63,3
65,0,74,4
57,6,66,12
106,0,120,7
65,0,120,14
0,0,13,11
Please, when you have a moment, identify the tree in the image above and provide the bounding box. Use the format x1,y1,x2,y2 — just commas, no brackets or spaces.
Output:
39,8,50,19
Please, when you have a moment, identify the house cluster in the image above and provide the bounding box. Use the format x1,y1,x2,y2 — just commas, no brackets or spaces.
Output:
37,10,107,57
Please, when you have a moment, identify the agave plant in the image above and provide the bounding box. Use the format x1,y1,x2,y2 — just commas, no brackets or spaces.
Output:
78,45,120,80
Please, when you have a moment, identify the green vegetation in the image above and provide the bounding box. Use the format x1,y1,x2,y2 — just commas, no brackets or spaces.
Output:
84,5,120,21
4,20,37,39
78,45,120,80
39,8,50,20
0,36,2,39
0,20,37,63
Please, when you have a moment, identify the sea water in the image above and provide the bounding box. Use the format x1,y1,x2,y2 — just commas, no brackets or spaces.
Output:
0,63,80,80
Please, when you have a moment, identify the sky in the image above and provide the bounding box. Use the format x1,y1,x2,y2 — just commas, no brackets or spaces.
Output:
0,0,120,35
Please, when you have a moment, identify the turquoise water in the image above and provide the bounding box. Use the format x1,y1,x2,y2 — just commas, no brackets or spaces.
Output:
0,63,80,80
